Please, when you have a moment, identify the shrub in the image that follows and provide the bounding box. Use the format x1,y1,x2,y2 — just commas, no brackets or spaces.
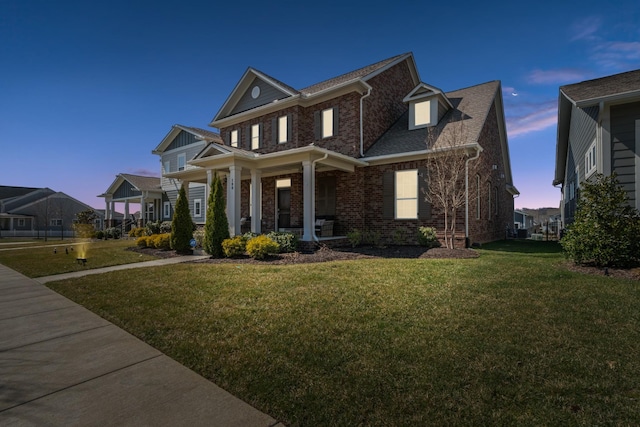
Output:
129,227,145,238
243,231,259,241
95,230,104,240
392,229,407,245
246,235,279,260
137,236,149,248
145,221,162,236
561,173,640,268
347,229,362,248
417,226,441,248
105,227,121,239
222,236,246,258
364,229,382,247
152,233,172,250
171,184,194,254
193,228,205,249
203,173,230,257
160,221,173,234
266,231,298,253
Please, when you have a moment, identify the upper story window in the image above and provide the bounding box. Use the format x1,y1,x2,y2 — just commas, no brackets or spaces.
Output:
322,108,334,138
164,161,170,174
585,140,596,178
251,124,261,149
231,130,239,148
414,100,431,127
395,170,418,219
278,115,288,143
177,154,186,171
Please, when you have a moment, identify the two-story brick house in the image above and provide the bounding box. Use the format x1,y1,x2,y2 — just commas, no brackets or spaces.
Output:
157,52,518,246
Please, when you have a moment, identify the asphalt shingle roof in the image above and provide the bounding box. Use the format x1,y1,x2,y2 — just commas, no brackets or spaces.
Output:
365,81,500,157
560,69,640,103
119,174,161,192
178,126,223,143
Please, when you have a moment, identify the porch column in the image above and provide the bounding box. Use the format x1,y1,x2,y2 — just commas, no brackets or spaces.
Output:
251,169,262,234
105,198,111,228
139,196,145,226
109,200,115,228
182,181,190,202
302,160,315,241
228,165,242,236
124,200,130,222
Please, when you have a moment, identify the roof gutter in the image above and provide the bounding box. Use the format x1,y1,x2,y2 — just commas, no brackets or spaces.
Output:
359,83,372,157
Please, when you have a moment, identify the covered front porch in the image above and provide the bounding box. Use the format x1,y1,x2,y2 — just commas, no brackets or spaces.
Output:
167,144,366,241
98,174,163,231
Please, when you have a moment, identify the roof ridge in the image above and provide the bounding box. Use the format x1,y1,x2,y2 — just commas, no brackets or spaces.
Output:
561,68,640,89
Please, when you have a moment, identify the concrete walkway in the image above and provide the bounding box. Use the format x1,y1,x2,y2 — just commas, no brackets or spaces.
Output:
0,261,283,426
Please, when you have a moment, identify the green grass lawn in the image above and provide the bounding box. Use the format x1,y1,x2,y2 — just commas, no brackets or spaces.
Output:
45,240,640,426
0,239,158,277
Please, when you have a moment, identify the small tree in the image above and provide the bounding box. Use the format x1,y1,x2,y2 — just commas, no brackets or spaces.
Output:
424,117,470,249
561,173,640,268
170,184,194,254
203,173,230,257
74,209,98,238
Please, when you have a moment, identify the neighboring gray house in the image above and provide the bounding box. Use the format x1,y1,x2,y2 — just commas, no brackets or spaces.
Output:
152,125,224,226
554,69,640,225
98,174,163,229
0,185,102,238
514,209,534,231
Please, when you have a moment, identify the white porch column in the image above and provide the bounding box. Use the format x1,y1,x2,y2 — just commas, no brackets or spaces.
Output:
228,166,242,236
109,200,115,227
124,200,130,222
251,169,262,234
302,160,315,241
105,198,112,228
182,181,190,202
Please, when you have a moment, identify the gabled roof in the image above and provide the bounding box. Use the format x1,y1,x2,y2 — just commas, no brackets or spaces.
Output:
153,124,222,154
402,82,453,109
0,186,42,201
211,53,419,126
560,69,640,105
99,174,161,198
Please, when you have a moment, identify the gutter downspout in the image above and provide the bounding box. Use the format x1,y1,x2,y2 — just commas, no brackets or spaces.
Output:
360,84,373,157
311,153,329,241
465,145,482,247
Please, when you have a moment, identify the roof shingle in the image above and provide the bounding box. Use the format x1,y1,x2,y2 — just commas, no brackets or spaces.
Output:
560,69,640,103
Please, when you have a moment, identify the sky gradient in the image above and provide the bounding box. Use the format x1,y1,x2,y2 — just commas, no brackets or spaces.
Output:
2,0,639,211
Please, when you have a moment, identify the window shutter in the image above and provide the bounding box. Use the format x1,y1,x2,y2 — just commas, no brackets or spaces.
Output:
271,118,277,145
333,106,339,136
225,131,230,146
287,114,292,143
245,126,251,150
418,167,431,219
314,110,321,140
258,123,263,148
382,171,394,219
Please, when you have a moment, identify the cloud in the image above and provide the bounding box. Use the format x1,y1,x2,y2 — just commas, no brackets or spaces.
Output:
527,68,589,85
129,168,160,177
570,16,602,41
506,102,558,139
591,41,640,70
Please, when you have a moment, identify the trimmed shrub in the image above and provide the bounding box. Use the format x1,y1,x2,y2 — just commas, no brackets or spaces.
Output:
417,226,441,248
105,227,121,239
203,173,230,257
145,221,162,236
243,231,259,241
246,235,279,260
137,236,149,248
160,221,172,234
347,229,363,248
222,236,246,258
95,230,104,240
171,184,194,254
152,233,171,250
129,227,145,238
193,228,205,249
266,231,298,253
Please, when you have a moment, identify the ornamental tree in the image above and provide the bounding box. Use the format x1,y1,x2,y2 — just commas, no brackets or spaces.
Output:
203,173,230,257
170,184,194,254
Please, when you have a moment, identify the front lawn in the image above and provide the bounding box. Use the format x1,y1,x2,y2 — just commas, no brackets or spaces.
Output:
46,241,640,426
0,239,158,277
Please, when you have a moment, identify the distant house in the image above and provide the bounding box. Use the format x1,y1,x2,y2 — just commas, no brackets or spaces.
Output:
98,174,163,229
0,185,102,238
554,69,640,225
514,209,534,231
155,52,519,247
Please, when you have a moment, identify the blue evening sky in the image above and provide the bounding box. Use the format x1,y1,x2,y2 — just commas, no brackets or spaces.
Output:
2,0,639,211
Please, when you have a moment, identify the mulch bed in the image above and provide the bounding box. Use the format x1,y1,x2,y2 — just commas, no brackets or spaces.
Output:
128,245,479,265
563,262,640,281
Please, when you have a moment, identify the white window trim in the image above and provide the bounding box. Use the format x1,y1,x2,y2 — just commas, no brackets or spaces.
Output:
394,170,418,220
164,161,170,174
278,115,288,143
50,218,62,226
251,124,260,150
231,129,239,147
194,199,202,217
585,139,597,178
322,108,334,139
163,201,171,219
177,153,186,171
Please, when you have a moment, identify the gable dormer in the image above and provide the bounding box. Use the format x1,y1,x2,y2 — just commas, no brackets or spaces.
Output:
403,83,453,130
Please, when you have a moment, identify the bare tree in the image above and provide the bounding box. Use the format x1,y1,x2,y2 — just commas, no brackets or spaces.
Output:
424,118,471,249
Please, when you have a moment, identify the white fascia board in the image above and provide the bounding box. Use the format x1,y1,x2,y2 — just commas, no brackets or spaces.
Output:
365,143,483,165
574,89,640,108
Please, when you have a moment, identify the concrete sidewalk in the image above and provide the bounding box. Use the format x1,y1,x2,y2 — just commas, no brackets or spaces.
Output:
0,263,283,426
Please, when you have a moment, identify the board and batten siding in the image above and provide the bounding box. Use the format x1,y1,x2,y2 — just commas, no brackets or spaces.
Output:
610,101,640,207
113,181,142,199
231,77,291,115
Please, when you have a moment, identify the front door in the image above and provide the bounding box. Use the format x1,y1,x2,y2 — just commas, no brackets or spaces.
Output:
277,188,291,229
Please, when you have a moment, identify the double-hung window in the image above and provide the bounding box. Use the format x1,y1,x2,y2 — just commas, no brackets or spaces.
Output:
251,124,260,150
194,199,202,217
322,108,334,138
230,129,239,147
395,170,418,219
177,154,186,171
163,201,171,219
585,140,596,177
278,115,288,143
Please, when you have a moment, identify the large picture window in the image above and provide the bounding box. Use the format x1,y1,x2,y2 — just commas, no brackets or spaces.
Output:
395,170,418,219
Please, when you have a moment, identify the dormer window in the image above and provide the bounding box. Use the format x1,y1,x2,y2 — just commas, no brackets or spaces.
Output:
404,83,453,131
414,100,431,127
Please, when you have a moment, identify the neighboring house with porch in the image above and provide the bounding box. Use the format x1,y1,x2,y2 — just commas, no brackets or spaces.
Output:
98,174,163,229
554,69,640,225
0,185,102,238
157,52,518,246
